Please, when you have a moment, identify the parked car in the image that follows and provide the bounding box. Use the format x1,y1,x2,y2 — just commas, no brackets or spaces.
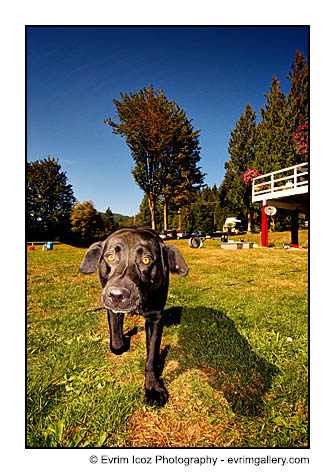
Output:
159,229,177,240
177,229,190,239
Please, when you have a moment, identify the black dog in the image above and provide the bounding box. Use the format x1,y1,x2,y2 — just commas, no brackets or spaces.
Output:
79,226,188,405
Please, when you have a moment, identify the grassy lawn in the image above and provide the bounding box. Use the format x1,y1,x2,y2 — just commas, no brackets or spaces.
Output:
26,230,308,447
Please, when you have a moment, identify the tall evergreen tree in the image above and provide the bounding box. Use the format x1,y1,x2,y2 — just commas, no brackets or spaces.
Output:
256,52,308,173
255,76,294,172
211,184,225,230
286,50,309,161
102,207,116,233
286,50,309,130
221,104,258,231
218,51,309,233
27,156,75,238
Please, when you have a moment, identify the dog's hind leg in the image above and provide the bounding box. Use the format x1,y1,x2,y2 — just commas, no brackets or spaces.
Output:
107,311,128,355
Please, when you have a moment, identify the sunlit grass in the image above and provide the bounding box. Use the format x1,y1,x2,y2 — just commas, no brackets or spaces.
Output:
27,235,308,447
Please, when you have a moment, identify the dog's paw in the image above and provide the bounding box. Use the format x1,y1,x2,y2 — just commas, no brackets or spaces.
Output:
110,338,130,355
144,381,168,406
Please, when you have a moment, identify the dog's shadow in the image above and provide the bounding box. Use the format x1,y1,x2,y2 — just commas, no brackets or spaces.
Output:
161,306,279,416
164,306,183,327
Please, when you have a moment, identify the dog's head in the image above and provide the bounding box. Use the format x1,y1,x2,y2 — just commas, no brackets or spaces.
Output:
79,227,188,314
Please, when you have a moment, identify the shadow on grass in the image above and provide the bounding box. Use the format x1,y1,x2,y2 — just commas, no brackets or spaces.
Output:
165,306,279,416
165,306,183,326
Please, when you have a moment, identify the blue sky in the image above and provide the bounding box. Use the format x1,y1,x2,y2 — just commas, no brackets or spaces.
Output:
27,26,308,216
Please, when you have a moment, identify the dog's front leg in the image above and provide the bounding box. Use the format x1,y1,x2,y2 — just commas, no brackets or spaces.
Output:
144,311,168,406
107,310,127,355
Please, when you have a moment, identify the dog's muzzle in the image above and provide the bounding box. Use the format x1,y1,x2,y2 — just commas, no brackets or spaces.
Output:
101,284,142,313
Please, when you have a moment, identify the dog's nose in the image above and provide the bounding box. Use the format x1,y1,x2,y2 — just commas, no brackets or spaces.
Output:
108,287,131,303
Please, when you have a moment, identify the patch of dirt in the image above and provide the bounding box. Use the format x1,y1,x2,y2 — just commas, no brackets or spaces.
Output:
126,369,236,447
127,411,221,447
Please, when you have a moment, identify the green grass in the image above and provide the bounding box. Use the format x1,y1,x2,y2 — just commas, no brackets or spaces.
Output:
27,233,308,447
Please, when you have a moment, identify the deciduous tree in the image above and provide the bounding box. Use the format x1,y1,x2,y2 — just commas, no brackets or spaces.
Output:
27,156,75,239
159,104,204,229
105,85,204,230
70,201,104,239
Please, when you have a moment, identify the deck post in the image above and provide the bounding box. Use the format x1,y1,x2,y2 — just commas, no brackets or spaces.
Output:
261,202,268,247
291,209,299,246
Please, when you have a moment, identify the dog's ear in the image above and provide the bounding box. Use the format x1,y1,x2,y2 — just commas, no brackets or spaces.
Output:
164,244,188,277
79,241,103,274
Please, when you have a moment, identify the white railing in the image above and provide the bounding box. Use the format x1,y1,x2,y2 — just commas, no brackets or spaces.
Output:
252,162,308,202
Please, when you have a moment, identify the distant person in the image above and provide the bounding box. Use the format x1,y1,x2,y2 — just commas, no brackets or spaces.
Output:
46,241,53,251
42,241,53,251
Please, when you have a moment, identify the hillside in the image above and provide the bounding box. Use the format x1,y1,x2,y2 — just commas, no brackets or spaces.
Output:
113,213,132,223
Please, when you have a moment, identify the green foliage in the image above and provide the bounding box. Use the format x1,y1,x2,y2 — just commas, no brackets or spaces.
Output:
70,201,105,239
286,51,309,133
136,194,164,229
136,185,224,233
27,156,76,239
100,207,117,233
182,185,224,233
160,106,205,229
255,76,295,172
112,213,132,223
105,85,204,229
219,104,259,230
255,51,308,172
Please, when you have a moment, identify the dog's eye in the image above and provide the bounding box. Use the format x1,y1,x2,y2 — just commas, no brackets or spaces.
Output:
142,257,151,265
106,254,115,263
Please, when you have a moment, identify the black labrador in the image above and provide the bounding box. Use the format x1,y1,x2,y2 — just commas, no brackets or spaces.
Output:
79,226,188,405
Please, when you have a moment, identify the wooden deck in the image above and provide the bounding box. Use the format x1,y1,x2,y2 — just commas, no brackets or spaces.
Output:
252,162,308,212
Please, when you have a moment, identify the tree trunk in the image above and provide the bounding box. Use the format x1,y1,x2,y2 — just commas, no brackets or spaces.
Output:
163,196,168,230
148,196,156,230
247,207,253,232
